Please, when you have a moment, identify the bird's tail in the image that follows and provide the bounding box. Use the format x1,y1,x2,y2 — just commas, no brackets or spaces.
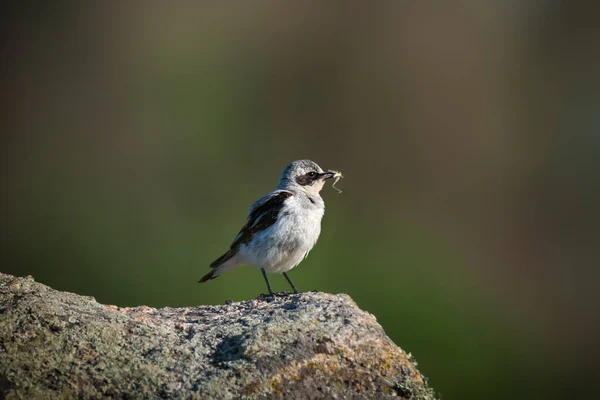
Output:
198,269,218,283
199,250,239,283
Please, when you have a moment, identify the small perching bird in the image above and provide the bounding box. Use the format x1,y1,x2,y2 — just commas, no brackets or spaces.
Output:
199,159,339,296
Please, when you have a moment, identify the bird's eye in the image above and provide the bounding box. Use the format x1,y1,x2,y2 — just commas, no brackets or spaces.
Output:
307,171,317,178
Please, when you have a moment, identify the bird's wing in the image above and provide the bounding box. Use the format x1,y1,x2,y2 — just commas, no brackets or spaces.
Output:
209,190,294,268
231,190,294,248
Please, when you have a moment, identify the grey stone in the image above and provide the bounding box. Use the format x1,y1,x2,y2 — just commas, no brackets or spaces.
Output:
0,273,436,399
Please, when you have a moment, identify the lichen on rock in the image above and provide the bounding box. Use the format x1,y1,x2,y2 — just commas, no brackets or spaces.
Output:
0,273,436,399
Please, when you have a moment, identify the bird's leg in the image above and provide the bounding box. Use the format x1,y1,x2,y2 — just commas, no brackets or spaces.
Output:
283,272,300,294
261,268,274,296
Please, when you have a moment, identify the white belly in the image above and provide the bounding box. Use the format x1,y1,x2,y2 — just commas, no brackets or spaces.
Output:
239,199,324,273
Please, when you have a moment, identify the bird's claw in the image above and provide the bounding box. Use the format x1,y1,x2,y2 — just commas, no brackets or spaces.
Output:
258,291,293,301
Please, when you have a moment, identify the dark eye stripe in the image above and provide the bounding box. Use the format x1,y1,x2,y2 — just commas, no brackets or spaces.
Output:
296,172,317,186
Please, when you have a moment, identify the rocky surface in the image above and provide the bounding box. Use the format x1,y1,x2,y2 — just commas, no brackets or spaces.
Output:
0,273,436,399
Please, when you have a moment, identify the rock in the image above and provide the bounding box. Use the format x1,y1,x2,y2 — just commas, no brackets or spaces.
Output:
0,273,436,399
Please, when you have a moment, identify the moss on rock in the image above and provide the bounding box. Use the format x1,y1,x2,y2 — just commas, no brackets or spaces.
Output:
0,273,436,399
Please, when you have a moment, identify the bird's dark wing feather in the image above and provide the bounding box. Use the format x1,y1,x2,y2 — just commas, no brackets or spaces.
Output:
208,190,294,269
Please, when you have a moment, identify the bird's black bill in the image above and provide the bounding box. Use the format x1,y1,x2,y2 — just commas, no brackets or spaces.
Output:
318,172,335,180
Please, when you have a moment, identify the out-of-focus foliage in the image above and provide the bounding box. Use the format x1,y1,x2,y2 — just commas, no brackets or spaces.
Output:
2,2,599,399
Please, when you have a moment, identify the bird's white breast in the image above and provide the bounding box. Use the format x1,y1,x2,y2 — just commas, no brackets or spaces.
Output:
240,194,325,273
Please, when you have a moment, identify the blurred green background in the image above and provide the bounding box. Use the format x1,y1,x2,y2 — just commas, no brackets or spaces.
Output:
2,2,599,399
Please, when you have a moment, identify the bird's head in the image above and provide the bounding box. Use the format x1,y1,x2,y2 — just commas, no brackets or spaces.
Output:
277,159,335,195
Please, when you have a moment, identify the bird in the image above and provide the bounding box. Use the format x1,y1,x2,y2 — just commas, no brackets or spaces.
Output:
199,159,337,296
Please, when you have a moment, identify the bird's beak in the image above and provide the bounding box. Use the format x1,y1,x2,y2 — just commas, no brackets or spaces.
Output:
318,172,335,180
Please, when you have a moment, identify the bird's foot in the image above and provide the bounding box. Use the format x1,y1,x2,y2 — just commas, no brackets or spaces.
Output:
257,292,275,301
257,291,296,301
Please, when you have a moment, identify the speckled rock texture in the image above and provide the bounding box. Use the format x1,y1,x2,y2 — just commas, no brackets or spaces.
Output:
0,273,436,399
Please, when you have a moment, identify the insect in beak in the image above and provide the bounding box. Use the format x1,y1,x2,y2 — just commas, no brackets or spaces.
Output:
328,170,343,193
